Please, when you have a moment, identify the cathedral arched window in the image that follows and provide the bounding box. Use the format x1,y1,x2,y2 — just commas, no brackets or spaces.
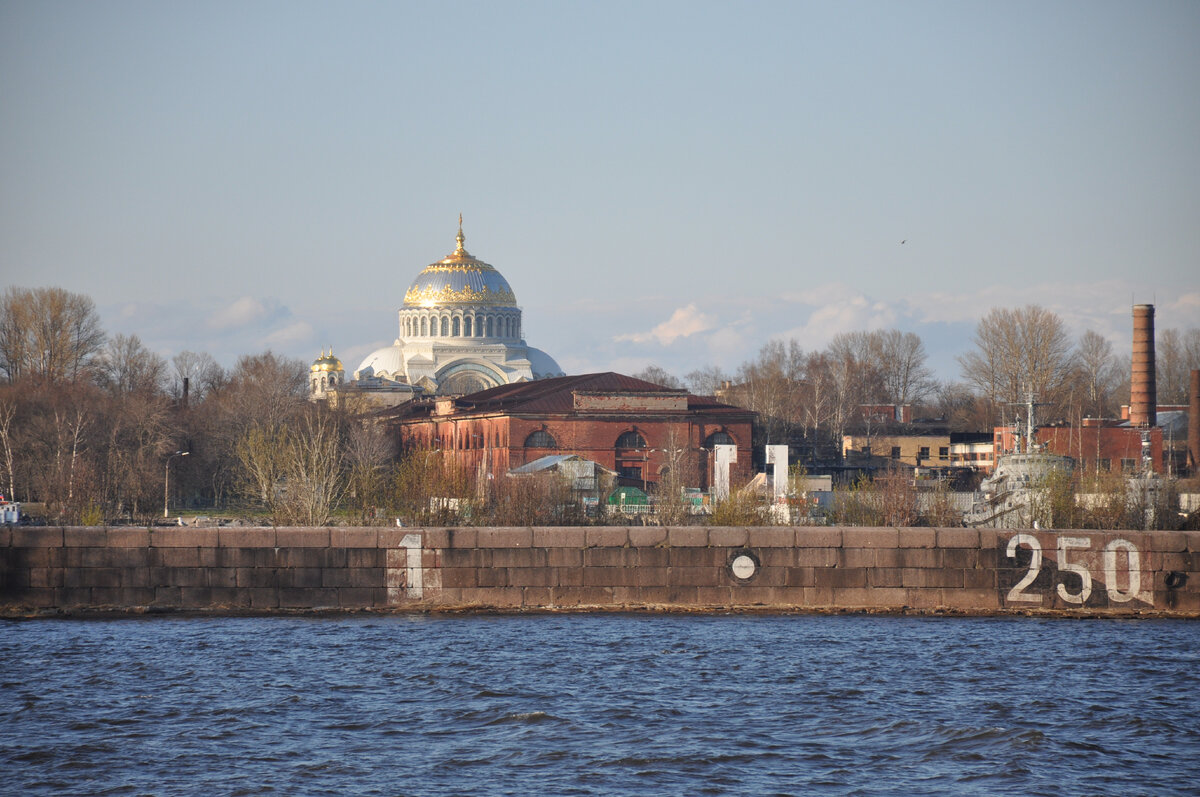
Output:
705,431,735,447
441,317,449,336
421,317,428,336
524,430,557,449
465,316,472,336
453,317,461,336
615,431,647,449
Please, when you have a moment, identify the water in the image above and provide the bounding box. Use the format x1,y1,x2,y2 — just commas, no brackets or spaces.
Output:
2,614,1198,796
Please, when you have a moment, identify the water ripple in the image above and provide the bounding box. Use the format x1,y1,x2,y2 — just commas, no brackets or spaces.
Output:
1,614,1198,795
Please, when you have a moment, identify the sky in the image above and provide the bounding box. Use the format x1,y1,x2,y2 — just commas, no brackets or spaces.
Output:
2,0,1198,385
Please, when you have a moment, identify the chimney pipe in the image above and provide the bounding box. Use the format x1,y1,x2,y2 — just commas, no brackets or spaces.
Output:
182,377,190,409
1189,368,1199,475
1130,304,1156,427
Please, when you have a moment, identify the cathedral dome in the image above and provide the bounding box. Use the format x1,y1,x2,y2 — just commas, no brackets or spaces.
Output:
310,349,343,373
403,221,517,308
355,344,405,380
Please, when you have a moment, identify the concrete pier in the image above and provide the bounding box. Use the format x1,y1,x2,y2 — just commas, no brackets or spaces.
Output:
2,525,1196,617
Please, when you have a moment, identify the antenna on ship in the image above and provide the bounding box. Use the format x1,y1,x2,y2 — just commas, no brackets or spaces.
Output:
1006,390,1048,454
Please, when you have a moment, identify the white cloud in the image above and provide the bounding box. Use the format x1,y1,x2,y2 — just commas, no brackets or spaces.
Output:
264,322,315,348
770,290,900,349
208,297,284,331
616,304,716,346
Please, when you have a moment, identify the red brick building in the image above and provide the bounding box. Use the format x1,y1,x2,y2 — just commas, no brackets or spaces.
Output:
384,372,755,490
994,420,1164,473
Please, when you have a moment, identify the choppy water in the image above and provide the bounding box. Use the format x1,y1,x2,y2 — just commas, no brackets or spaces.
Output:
2,614,1198,796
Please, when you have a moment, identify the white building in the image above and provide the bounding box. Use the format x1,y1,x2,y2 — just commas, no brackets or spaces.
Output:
312,219,564,404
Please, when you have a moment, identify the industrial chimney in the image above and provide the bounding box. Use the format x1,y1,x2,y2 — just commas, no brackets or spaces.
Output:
1189,369,1199,475
1130,304,1156,427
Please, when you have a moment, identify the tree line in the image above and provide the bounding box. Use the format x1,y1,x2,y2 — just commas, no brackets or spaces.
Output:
1,286,1198,525
637,306,1200,457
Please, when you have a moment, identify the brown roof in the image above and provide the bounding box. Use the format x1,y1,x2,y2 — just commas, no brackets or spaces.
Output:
384,372,753,421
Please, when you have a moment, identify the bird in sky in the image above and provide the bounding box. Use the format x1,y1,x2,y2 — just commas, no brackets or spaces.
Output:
900,239,906,244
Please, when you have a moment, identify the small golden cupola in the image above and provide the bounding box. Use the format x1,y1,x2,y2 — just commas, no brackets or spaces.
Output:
309,347,345,400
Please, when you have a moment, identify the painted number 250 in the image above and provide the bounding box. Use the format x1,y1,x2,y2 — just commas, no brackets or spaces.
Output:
1006,534,1142,605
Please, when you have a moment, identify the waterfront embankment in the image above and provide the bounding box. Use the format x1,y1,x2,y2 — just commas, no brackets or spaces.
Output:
2,525,1196,617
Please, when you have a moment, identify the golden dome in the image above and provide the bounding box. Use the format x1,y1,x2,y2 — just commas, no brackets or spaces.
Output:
310,348,344,373
403,217,517,308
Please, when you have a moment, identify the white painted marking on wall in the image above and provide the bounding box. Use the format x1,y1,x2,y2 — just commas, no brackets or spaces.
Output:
1006,533,1043,604
1104,538,1145,604
387,533,425,604
1056,536,1093,604
1005,533,1148,608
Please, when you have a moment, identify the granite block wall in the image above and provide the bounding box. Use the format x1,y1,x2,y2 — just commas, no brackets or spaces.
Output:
2,525,1197,616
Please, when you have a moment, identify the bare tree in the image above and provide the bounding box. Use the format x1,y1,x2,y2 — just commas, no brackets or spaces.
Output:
235,423,289,519
1076,330,1121,418
0,394,16,499
171,350,224,402
684,365,730,396
1157,327,1200,404
281,412,345,526
828,331,884,404
958,305,1077,422
875,330,936,406
222,351,308,429
98,334,167,396
343,420,395,523
632,365,683,389
734,340,807,444
0,287,105,383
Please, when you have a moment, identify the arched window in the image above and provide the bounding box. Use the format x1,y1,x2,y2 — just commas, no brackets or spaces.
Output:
465,316,473,337
705,431,734,447
453,317,461,336
441,317,449,336
421,317,428,336
615,431,647,449
524,430,557,448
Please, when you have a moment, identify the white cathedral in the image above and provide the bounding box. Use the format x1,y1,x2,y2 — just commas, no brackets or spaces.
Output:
309,219,563,404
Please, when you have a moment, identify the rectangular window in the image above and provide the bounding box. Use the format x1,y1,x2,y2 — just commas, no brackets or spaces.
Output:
1098,458,1111,471
618,465,642,480
918,446,930,459
938,447,949,460
891,447,901,459
1120,458,1137,471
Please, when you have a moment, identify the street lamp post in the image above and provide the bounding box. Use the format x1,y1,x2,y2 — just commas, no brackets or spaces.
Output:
164,450,189,518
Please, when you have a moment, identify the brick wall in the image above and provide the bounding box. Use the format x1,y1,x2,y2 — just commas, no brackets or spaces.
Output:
2,525,1197,617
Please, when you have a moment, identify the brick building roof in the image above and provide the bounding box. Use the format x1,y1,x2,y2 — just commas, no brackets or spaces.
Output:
382,372,751,420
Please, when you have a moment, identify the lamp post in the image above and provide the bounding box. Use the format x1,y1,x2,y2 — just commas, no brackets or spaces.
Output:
164,450,189,518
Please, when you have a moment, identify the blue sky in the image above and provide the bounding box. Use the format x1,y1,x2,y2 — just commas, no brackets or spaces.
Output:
2,0,1197,383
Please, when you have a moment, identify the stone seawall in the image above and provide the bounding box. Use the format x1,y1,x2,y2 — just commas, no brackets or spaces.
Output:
2,526,1197,617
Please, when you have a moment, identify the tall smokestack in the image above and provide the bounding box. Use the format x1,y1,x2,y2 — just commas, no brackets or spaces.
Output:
1189,369,1199,475
1130,304,1156,427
